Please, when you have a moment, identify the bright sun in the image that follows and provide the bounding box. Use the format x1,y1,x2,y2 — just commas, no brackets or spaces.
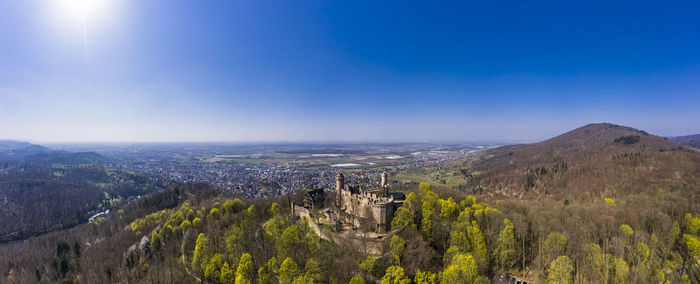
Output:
47,0,119,59
52,0,112,28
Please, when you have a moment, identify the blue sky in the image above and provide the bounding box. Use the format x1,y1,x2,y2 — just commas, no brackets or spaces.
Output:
1,0,699,142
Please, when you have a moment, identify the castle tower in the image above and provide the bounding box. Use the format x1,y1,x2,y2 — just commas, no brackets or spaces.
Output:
336,172,345,207
381,172,388,187
289,197,294,216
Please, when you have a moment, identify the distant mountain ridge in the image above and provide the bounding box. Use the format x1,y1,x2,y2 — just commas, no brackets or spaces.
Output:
0,140,39,149
0,140,105,164
0,140,50,159
669,134,700,148
448,123,700,198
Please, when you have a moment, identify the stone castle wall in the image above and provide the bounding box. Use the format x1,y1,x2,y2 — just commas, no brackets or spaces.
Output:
336,172,397,232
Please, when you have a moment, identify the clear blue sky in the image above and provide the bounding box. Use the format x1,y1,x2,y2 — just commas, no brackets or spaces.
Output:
1,0,699,142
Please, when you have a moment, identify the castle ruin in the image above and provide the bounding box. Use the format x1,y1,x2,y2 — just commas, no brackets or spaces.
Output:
334,172,404,232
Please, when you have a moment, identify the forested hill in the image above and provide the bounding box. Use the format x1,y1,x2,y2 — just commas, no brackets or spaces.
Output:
0,133,698,283
0,140,49,159
0,142,168,242
0,140,105,164
669,134,700,149
1,182,698,283
442,123,700,198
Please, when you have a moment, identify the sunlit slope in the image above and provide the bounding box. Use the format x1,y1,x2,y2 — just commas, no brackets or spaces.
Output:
417,123,700,198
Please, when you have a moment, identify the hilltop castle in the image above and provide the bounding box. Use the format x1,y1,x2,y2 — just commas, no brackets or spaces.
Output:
334,172,404,232
292,171,404,233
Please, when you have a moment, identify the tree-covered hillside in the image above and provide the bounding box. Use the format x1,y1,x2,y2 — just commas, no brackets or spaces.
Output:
670,134,700,149
0,154,169,242
405,123,700,200
1,181,697,283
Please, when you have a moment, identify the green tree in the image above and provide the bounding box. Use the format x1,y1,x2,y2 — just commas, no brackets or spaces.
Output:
441,253,477,284
546,255,573,284
439,198,459,219
220,261,234,284
463,195,477,208
468,221,489,273
265,213,287,241
494,218,516,270
223,198,244,214
419,182,432,194
448,231,469,251
178,220,192,232
475,276,490,284
414,269,437,283
649,233,659,253
421,201,435,242
682,213,700,235
150,231,162,252
359,256,377,274
443,246,461,266
225,225,243,255
390,235,406,265
210,207,220,219
635,242,650,264
186,208,196,220
303,258,322,282
236,253,255,284
381,265,411,284
258,257,278,284
544,232,568,265
204,253,223,282
192,233,212,273
279,257,300,284
291,274,314,284
619,224,634,240
403,192,420,217
277,225,304,261
654,270,667,284
583,243,608,283
669,221,680,253
349,275,366,284
681,233,699,281
391,207,413,230
611,256,629,284
683,234,700,259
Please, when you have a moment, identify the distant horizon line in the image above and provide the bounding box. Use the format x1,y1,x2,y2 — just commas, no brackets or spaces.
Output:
3,122,698,146
3,136,698,146
3,139,531,146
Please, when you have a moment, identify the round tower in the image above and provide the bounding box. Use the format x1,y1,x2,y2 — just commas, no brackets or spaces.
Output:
381,171,388,187
336,172,345,207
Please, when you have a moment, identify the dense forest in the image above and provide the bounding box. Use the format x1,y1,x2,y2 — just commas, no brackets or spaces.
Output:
1,181,697,283
0,156,169,242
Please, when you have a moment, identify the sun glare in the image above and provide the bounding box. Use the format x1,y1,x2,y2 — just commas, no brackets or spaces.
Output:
46,0,119,60
50,0,115,31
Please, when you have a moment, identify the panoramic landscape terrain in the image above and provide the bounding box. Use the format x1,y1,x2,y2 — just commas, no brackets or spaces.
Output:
1,1,699,283
0,124,698,283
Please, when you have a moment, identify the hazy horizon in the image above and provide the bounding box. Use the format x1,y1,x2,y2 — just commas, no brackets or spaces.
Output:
3,121,696,145
2,1,699,143
11,137,527,145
